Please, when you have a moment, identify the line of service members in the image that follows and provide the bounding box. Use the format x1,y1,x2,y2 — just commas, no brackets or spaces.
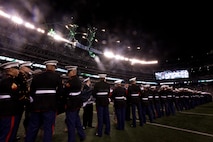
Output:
0,60,212,142
111,77,212,128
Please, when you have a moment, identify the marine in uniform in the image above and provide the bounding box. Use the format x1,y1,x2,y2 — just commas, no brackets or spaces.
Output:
60,74,69,132
141,85,154,123
153,86,162,118
0,61,20,142
166,86,176,116
92,74,111,137
25,60,63,142
124,83,131,121
16,61,33,138
149,86,157,120
173,88,182,112
13,61,33,141
159,85,169,116
63,66,86,142
81,77,95,130
111,80,126,130
127,77,143,127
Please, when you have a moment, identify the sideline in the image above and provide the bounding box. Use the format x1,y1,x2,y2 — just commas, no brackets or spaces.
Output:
179,111,213,117
147,122,213,138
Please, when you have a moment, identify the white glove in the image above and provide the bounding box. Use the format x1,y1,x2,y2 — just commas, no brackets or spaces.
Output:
30,96,33,103
108,98,111,102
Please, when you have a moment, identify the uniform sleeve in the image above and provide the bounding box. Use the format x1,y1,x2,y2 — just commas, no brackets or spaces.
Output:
111,89,115,101
92,84,98,98
29,76,36,97
56,75,63,97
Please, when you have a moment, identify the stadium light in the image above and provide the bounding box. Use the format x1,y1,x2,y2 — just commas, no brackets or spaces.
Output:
11,16,23,24
104,51,158,65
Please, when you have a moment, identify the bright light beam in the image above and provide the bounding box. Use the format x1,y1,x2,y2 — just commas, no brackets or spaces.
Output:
25,22,35,29
104,51,158,65
11,16,23,25
0,10,11,18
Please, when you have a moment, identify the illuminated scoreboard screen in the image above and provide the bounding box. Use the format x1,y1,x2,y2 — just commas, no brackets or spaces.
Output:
155,70,189,80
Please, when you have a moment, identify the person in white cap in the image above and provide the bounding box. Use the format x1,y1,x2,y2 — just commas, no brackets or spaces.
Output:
25,60,63,142
141,84,154,123
92,73,111,137
124,82,131,121
12,61,33,141
158,85,169,116
63,65,86,142
81,77,95,130
111,80,126,130
0,61,21,142
127,77,143,127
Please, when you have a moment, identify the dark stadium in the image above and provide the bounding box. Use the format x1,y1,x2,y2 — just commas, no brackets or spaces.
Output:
0,0,213,142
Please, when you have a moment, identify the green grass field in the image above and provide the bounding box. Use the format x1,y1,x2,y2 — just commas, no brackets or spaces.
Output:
17,102,213,142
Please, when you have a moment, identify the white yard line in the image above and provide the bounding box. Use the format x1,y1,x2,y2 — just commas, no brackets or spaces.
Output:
147,122,213,137
179,111,213,117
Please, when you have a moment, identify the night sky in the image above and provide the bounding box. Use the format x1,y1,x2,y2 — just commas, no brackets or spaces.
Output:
44,0,213,62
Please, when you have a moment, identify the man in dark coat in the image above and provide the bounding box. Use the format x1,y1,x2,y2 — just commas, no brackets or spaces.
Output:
82,77,95,130
111,80,126,130
0,61,21,142
63,65,86,142
93,74,111,137
25,60,63,142
127,77,143,127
